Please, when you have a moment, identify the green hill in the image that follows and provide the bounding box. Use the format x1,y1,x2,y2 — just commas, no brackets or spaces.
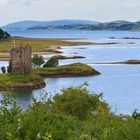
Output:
27,20,140,31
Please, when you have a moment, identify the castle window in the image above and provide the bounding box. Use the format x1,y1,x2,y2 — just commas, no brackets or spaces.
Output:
19,55,22,58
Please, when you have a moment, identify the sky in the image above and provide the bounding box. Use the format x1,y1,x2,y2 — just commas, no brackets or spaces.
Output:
0,0,140,26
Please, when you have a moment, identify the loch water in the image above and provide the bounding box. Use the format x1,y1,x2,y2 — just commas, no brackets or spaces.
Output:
1,30,140,114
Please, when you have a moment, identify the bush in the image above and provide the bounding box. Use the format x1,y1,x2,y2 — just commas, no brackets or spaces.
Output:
43,58,59,68
1,66,6,73
1,84,140,139
32,54,45,68
50,83,109,120
7,61,12,73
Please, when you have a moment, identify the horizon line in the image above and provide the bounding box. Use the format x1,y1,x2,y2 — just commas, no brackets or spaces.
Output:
1,18,140,27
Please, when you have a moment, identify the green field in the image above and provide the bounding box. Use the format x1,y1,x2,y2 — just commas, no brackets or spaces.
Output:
0,37,92,52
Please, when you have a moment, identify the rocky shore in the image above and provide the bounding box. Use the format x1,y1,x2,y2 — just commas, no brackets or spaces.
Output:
0,79,46,89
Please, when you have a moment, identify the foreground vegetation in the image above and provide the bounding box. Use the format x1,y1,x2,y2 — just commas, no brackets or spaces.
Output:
0,83,140,140
33,63,100,77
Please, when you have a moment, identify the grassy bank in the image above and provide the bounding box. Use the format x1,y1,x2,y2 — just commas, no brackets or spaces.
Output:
33,63,100,77
0,84,140,140
0,73,45,89
0,63,100,88
0,37,94,60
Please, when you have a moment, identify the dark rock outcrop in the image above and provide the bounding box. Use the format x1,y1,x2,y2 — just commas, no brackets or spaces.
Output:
51,55,86,60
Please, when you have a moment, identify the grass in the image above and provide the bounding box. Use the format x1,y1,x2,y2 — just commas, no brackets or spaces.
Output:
33,63,100,77
0,73,42,84
0,37,93,53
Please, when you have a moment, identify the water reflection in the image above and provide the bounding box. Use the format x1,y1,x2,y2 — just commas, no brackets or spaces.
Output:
14,89,33,109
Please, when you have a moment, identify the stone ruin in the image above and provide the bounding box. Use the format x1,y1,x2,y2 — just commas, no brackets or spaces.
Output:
10,45,32,74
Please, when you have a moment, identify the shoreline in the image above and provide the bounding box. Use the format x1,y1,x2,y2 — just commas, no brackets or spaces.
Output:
33,63,101,78
88,60,140,65
0,63,100,89
0,36,135,60
0,73,46,89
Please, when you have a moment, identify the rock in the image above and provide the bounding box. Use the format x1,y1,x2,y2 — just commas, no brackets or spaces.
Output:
0,79,46,89
51,55,86,60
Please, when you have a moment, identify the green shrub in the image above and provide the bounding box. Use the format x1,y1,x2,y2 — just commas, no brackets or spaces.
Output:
50,83,109,120
7,61,12,73
1,66,6,73
43,58,59,68
32,54,45,68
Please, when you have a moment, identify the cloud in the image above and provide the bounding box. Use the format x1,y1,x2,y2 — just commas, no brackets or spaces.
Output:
20,0,41,6
0,0,140,26
0,0,7,5
0,0,41,6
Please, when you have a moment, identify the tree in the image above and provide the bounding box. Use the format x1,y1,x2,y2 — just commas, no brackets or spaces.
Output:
32,54,45,68
4,32,10,38
0,29,10,40
7,61,12,73
43,58,59,68
1,66,6,73
50,83,109,120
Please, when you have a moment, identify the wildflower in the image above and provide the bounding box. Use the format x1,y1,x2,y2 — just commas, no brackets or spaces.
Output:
37,132,41,139
18,119,21,122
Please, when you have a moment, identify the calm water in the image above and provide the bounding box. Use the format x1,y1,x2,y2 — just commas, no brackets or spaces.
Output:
1,30,140,114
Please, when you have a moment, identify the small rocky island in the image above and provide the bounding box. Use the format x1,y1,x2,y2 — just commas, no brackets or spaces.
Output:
0,45,100,89
33,63,100,77
0,45,46,89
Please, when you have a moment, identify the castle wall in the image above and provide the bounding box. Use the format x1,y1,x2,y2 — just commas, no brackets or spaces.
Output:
10,46,32,74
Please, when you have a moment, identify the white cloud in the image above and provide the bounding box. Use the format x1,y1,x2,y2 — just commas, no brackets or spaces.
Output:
0,0,41,6
0,0,7,5
0,0,140,25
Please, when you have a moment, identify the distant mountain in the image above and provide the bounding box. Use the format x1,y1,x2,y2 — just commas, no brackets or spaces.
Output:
2,20,140,31
27,20,140,31
2,19,99,31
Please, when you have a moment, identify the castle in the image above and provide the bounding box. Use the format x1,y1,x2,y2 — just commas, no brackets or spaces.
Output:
10,45,32,74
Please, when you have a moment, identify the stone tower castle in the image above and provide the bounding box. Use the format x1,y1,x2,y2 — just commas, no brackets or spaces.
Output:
10,45,32,74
